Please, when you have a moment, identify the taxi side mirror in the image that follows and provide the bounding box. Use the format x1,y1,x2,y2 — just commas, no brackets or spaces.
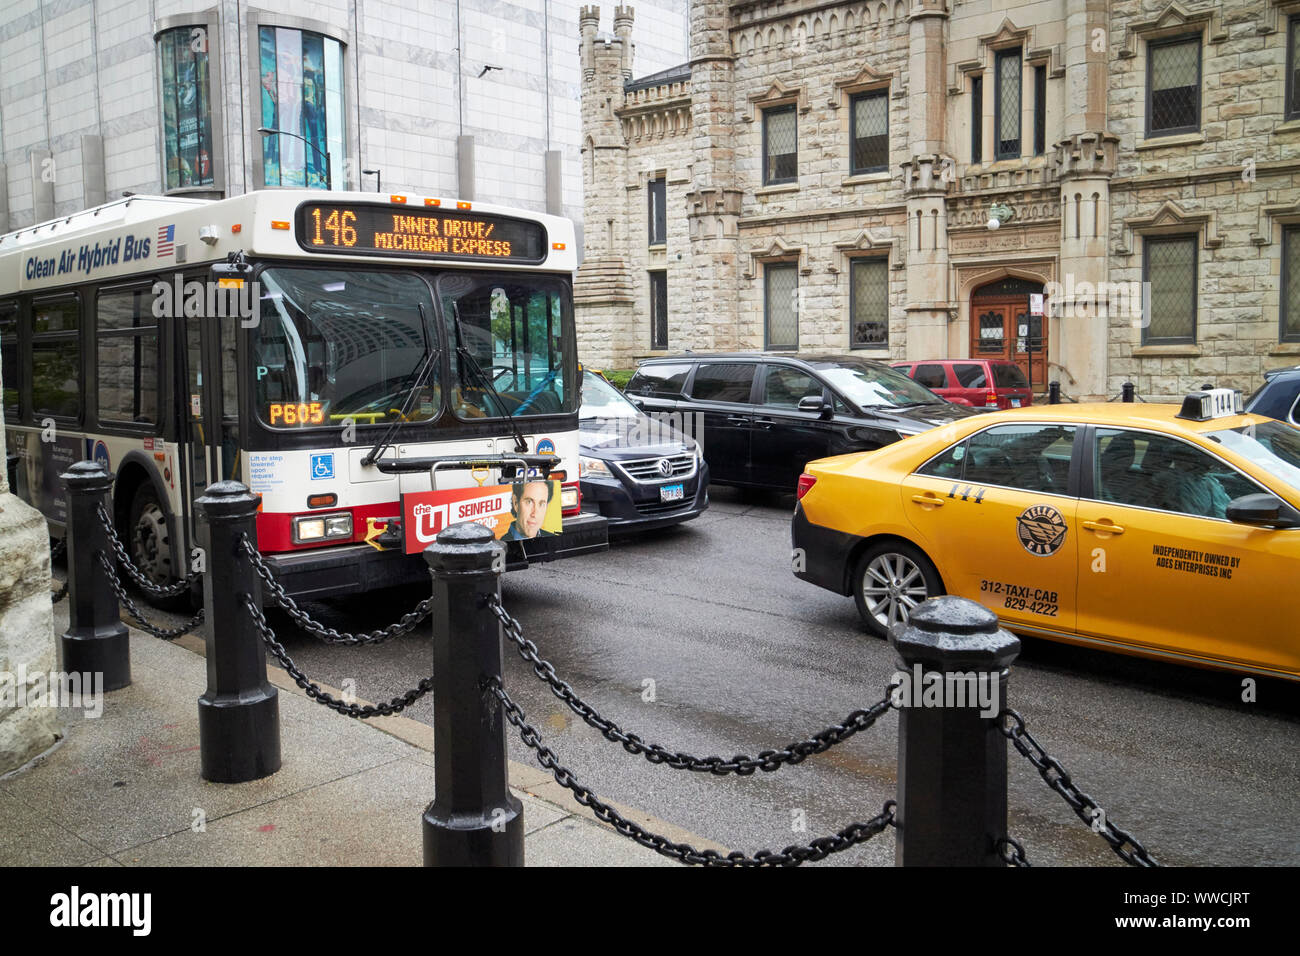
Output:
1226,493,1300,529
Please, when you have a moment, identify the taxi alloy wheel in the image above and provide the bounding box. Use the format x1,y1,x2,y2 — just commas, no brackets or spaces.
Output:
852,542,944,639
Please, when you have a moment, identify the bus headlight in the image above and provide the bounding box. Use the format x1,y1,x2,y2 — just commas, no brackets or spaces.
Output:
293,512,353,544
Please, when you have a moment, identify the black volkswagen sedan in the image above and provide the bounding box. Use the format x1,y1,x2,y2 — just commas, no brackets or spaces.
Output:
624,353,974,492
578,369,709,533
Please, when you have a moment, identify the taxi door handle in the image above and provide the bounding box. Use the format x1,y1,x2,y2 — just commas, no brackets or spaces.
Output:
910,493,945,508
1082,520,1125,535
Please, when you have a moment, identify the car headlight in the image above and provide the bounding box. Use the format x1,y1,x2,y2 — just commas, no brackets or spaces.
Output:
579,455,610,478
293,512,353,544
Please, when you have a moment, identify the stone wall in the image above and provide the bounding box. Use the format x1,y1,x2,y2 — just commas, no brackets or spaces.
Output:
0,337,61,775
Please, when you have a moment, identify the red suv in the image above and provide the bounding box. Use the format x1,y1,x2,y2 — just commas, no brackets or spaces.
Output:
890,359,1033,410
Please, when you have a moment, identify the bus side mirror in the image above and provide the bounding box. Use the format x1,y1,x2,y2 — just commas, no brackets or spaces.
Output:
211,258,253,282
1226,493,1300,529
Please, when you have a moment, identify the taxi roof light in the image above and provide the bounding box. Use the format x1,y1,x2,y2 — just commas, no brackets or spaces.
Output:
1176,387,1243,421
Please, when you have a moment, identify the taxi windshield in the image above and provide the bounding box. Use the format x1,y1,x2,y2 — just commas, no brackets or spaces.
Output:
1206,421,1300,492
816,361,942,409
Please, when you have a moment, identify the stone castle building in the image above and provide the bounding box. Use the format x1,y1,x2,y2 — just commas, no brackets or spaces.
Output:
575,0,1300,400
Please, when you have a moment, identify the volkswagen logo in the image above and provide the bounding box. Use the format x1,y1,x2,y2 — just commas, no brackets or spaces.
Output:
657,458,674,478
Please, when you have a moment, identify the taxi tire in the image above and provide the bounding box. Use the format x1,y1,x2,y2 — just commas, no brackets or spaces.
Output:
851,541,944,640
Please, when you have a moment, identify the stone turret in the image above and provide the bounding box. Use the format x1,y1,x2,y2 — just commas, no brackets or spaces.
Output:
574,6,635,362
685,0,742,352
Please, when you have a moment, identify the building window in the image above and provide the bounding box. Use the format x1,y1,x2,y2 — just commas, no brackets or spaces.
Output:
1143,235,1197,345
97,288,160,426
32,297,80,420
971,75,983,164
1287,16,1300,120
850,90,888,174
650,271,668,349
158,27,215,189
1147,36,1200,136
850,258,888,349
1284,226,1300,342
764,263,798,349
648,178,666,245
258,26,345,188
763,105,797,185
995,48,1022,160
1033,65,1047,155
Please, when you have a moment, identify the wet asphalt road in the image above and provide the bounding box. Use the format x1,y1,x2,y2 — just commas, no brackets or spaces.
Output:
140,487,1300,866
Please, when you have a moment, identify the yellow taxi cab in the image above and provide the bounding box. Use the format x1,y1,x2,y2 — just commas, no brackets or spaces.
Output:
792,388,1300,681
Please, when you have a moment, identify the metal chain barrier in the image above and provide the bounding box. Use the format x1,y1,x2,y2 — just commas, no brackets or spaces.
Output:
487,676,897,866
50,537,67,561
998,836,1031,867
97,552,205,641
242,594,434,718
1000,709,1160,867
95,503,198,599
240,534,432,646
51,580,69,603
489,593,895,775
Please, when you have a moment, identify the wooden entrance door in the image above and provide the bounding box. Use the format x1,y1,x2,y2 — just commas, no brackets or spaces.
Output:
970,298,1047,389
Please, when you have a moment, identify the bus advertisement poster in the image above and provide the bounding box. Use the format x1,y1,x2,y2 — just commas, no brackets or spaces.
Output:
400,479,562,554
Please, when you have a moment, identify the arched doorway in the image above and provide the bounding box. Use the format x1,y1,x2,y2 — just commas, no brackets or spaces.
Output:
970,277,1047,390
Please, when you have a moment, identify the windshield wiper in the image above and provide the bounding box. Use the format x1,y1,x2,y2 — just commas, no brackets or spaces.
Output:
450,300,529,454
361,303,440,467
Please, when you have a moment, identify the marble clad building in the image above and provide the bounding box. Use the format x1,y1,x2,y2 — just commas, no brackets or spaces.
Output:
0,0,689,239
576,0,1300,400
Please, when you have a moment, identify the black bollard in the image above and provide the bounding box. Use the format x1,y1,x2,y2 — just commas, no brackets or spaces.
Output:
423,522,524,867
60,461,130,691
1121,381,1135,403
891,596,1020,866
195,481,280,783
1048,381,1061,405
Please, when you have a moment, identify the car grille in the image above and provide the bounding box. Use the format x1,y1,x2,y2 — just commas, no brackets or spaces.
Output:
616,453,697,483
635,499,694,517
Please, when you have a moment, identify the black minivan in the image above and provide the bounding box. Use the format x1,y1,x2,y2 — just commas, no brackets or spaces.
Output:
624,353,973,492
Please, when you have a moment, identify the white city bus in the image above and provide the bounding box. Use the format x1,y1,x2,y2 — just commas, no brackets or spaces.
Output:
0,190,606,602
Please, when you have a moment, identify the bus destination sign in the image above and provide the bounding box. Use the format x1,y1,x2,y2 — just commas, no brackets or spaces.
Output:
296,202,547,264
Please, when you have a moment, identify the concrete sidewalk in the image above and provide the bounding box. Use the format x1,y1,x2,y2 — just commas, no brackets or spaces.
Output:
0,601,724,866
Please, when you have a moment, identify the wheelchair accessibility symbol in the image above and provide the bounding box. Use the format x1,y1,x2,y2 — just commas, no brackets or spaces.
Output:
311,453,334,480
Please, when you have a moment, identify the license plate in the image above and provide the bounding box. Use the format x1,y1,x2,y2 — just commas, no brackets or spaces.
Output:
1011,398,1022,407
660,483,684,502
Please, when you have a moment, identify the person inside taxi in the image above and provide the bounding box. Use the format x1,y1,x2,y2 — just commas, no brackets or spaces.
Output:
1152,444,1230,519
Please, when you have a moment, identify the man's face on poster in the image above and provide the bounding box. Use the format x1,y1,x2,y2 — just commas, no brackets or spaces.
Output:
514,481,550,538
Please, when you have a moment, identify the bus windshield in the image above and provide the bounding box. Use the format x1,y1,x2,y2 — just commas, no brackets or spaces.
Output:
438,272,574,419
254,267,439,427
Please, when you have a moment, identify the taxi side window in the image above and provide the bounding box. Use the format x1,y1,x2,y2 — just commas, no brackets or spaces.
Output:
917,440,967,479
961,424,1076,492
1094,429,1257,519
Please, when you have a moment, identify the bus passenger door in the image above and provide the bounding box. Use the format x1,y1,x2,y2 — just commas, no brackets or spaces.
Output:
180,311,228,554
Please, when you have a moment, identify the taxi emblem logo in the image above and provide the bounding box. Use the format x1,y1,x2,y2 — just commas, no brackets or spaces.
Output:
1017,505,1067,556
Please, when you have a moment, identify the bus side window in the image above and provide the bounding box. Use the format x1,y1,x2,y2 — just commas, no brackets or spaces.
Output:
0,302,19,421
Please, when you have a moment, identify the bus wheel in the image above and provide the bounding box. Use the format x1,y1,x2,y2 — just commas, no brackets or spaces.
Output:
127,485,187,610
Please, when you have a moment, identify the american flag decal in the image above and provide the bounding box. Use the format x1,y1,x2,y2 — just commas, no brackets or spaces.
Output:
157,224,175,257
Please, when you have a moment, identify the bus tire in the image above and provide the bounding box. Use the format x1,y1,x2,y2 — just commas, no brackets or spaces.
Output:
126,483,189,611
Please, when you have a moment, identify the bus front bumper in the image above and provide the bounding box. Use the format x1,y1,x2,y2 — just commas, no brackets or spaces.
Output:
262,512,608,601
